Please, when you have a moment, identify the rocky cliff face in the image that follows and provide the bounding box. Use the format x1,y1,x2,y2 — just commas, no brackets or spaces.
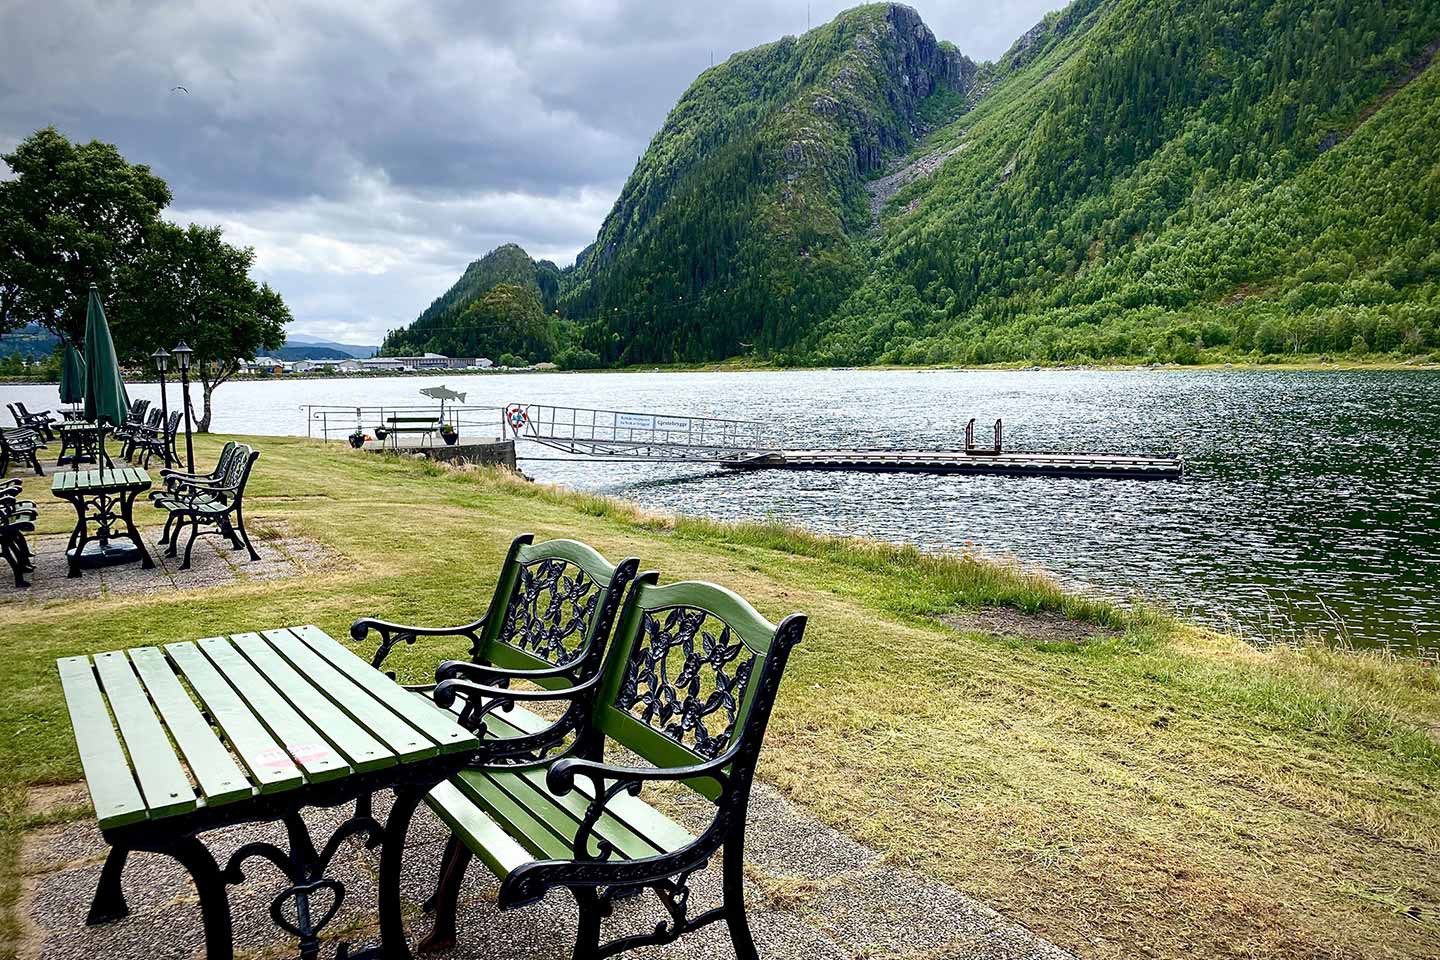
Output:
793,5,976,175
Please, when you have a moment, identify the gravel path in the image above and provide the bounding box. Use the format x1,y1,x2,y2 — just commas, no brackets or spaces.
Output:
19,783,1073,960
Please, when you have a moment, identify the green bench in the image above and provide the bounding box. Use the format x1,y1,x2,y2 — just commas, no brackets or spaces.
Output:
396,577,806,960
151,444,261,569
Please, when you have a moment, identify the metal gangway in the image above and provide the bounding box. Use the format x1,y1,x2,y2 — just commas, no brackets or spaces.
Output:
503,403,777,463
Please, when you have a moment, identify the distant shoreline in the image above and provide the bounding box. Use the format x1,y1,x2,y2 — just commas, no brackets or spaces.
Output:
3,356,1436,388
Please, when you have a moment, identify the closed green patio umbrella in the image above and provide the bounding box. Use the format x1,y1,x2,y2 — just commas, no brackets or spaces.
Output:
81,284,130,481
59,340,86,406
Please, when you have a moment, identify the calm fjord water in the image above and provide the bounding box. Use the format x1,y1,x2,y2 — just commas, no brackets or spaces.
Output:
11,368,1437,658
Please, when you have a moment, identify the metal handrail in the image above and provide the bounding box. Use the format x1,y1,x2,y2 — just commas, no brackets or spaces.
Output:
504,402,778,462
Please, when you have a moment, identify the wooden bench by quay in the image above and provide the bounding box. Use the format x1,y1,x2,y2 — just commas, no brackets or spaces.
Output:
376,415,441,448
57,625,479,960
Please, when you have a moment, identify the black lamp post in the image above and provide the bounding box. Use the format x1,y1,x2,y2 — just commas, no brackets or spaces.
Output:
173,340,195,472
151,347,172,467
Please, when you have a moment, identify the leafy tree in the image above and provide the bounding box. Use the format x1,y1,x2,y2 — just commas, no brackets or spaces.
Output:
0,127,170,341
121,223,290,432
0,128,292,429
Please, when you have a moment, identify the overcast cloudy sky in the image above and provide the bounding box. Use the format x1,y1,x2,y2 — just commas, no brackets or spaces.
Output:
0,0,1064,344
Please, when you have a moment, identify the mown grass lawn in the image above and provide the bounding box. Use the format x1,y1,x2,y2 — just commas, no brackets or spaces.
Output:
2,434,1437,960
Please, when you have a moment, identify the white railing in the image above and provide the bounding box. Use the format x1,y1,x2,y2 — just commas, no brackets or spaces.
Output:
505,403,776,462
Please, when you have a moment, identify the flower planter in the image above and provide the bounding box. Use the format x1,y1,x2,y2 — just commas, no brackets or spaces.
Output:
441,429,459,446
348,433,365,449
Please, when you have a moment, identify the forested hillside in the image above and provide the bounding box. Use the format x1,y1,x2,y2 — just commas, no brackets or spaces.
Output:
398,1,1440,367
381,242,565,359
810,0,1440,365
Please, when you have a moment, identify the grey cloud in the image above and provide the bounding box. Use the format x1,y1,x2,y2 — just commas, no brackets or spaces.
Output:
1,0,1065,342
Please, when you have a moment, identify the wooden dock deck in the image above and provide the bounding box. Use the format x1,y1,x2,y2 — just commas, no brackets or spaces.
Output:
721,449,1183,480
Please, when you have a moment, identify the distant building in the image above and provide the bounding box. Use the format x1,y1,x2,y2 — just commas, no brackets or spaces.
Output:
358,353,500,371
533,362,558,371
335,359,363,373
246,357,285,375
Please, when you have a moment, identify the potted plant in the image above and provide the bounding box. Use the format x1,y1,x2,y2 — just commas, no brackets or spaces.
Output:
440,422,459,445
348,429,366,449
374,426,388,441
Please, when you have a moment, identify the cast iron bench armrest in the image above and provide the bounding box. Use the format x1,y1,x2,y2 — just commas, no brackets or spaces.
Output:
350,615,487,641
164,485,240,510
431,673,601,711
546,751,733,798
350,614,489,677
159,468,221,482
435,659,580,685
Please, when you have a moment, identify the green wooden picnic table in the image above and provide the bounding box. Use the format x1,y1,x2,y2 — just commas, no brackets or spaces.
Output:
55,420,110,468
51,466,154,576
57,624,480,960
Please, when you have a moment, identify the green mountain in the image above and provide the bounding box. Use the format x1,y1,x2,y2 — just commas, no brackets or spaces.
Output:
382,242,564,358
408,1,1440,367
563,3,978,364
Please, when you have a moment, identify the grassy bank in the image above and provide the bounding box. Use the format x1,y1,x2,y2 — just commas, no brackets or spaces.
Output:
1,435,1437,959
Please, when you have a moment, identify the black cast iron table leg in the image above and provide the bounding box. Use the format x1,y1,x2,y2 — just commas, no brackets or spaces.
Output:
90,841,234,960
64,494,88,577
86,846,131,924
375,785,429,960
172,838,236,960
119,488,154,569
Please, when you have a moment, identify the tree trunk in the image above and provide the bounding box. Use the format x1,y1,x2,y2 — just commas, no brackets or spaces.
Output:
196,383,214,433
194,361,237,434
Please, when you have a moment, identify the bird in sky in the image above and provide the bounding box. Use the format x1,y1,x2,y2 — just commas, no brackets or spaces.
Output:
171,85,188,94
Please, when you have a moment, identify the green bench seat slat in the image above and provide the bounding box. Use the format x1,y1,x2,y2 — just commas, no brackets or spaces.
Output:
128,647,253,807
452,768,693,863
210,634,377,777
57,656,147,829
91,651,196,820
230,632,397,773
481,769,653,861
165,641,305,793
261,628,437,762
426,781,532,880
467,705,695,855
450,770,574,861
290,625,477,753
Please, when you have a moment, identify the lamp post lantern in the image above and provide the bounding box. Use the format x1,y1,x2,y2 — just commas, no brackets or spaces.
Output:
172,339,195,472
151,347,172,467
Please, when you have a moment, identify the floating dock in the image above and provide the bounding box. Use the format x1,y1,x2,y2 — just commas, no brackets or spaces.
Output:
720,449,1183,480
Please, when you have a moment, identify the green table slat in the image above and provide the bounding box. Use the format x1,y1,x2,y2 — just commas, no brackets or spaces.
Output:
262,628,437,762
229,632,393,774
91,652,196,820
165,641,305,793
56,657,147,829
290,625,478,753
128,647,254,807
195,637,351,782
